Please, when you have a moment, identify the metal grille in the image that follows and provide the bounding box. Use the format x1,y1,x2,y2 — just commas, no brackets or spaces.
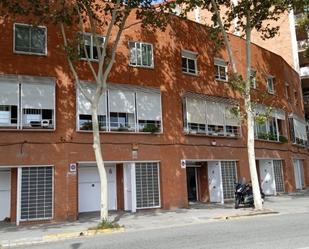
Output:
21,167,53,220
273,160,285,193
135,163,160,208
221,161,237,199
299,160,306,188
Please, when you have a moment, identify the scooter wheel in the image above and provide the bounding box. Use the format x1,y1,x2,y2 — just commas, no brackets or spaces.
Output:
235,199,240,209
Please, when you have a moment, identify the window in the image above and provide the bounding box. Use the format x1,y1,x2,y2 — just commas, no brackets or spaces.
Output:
184,96,240,137
0,75,55,130
79,33,105,60
20,167,53,221
254,105,286,142
77,83,162,133
266,75,275,94
285,82,290,99
129,41,153,68
294,90,298,106
14,23,47,55
214,58,228,81
135,162,160,208
250,69,256,89
289,115,308,146
182,50,198,75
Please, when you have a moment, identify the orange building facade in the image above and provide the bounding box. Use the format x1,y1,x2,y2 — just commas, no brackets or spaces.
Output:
0,14,308,225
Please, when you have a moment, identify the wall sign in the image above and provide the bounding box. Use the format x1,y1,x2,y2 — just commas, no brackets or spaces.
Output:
181,159,186,169
69,163,77,172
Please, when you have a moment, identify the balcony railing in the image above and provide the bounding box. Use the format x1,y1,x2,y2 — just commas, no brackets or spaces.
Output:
303,94,309,105
298,39,309,51
300,66,309,78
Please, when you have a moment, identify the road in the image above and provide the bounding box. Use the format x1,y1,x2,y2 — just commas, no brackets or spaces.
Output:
16,212,309,249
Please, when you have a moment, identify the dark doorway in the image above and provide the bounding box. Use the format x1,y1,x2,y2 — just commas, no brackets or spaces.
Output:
186,167,198,202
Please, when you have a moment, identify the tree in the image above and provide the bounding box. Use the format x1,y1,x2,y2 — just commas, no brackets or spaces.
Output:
0,0,168,220
170,0,292,210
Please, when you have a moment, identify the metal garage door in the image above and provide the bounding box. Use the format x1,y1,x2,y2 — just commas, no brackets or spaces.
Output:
78,165,117,213
0,170,11,221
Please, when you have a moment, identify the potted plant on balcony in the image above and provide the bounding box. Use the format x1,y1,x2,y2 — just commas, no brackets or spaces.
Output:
142,123,160,133
279,135,288,143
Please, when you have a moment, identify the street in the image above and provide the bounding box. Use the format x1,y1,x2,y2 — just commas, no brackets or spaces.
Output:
15,212,309,249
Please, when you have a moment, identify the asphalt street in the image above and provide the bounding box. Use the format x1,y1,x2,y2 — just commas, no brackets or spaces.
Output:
14,212,309,249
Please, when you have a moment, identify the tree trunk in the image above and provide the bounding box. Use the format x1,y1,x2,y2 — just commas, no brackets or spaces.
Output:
91,103,108,220
211,0,237,73
245,19,263,211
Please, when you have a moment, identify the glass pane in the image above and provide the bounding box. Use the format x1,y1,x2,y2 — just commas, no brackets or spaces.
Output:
15,25,30,52
129,42,136,65
214,65,219,78
92,36,104,60
80,34,91,58
147,45,152,66
219,66,226,80
182,58,187,72
142,44,148,66
136,43,142,66
188,59,196,73
30,27,46,54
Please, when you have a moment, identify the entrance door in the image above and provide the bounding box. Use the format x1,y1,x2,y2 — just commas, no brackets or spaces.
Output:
259,160,276,195
186,167,198,202
78,165,117,213
0,170,11,220
208,161,223,203
293,159,305,190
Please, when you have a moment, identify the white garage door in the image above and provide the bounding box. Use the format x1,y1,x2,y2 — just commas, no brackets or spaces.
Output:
0,170,11,221
78,165,117,213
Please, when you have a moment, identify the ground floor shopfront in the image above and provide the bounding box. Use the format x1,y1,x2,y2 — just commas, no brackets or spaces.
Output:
0,146,308,225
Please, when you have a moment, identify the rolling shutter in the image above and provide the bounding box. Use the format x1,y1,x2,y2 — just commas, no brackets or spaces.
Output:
224,104,239,126
293,117,307,141
186,98,206,124
206,101,225,125
21,76,55,109
0,75,19,106
136,91,161,121
20,167,53,220
109,89,135,113
77,82,106,115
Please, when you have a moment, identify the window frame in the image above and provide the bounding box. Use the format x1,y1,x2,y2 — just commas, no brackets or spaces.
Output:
181,50,198,76
76,85,163,134
214,58,228,82
78,32,105,61
266,75,275,94
129,41,154,68
184,97,241,138
13,23,47,56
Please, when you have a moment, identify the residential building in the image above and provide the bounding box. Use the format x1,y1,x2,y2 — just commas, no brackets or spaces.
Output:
0,13,308,225
181,4,309,120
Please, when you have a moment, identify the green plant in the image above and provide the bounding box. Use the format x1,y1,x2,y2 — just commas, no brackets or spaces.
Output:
279,135,288,143
268,133,277,141
257,132,268,140
88,219,123,230
118,124,130,131
142,123,160,133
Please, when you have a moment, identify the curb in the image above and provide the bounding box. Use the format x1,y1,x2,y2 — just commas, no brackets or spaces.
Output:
0,227,124,248
213,210,279,220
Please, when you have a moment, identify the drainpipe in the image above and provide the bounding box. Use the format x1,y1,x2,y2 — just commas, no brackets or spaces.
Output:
16,167,22,226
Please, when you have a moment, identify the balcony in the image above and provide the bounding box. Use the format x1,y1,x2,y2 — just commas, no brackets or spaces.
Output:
300,66,309,78
303,94,309,105
298,39,309,51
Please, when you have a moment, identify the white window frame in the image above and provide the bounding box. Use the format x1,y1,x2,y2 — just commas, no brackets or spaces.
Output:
76,85,163,134
184,97,241,137
129,41,154,68
266,75,275,94
79,32,105,61
182,50,198,75
214,58,228,82
13,23,47,56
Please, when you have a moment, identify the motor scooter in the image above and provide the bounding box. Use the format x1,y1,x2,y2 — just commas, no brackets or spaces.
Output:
234,181,265,209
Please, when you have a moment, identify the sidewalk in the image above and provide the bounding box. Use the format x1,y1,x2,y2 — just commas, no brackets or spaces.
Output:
1,189,308,248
